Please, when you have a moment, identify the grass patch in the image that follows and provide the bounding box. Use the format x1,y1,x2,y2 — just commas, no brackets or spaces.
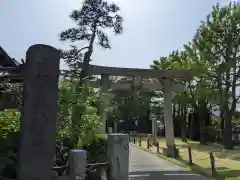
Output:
132,137,240,180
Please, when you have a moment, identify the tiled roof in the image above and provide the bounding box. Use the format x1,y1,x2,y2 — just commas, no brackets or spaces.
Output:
0,46,19,67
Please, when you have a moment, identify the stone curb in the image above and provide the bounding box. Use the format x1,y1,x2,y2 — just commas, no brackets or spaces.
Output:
130,143,214,180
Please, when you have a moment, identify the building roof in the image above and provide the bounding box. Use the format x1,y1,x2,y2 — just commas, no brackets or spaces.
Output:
0,46,23,83
0,46,20,67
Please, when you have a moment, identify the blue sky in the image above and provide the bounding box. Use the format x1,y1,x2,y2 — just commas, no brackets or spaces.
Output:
0,0,229,70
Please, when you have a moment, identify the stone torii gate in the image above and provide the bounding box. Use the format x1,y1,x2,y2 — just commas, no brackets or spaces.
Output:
88,76,184,139
79,63,191,157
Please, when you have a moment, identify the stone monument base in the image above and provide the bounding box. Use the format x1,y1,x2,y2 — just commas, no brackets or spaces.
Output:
162,146,179,157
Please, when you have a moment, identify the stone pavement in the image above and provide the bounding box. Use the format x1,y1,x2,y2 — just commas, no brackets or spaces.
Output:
129,145,210,180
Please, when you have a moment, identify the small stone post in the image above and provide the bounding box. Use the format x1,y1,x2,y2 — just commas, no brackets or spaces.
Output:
17,44,60,180
209,152,216,177
156,142,160,154
107,134,129,180
152,117,157,145
113,120,118,133
188,146,193,165
108,127,113,133
69,149,87,180
147,139,150,149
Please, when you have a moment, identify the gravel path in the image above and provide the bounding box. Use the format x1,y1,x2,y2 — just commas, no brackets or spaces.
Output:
129,145,210,180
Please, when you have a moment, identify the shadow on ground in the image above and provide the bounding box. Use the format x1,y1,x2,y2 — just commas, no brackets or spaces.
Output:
176,141,240,161
131,139,240,179
129,170,209,180
207,167,240,180
133,136,240,162
174,158,240,180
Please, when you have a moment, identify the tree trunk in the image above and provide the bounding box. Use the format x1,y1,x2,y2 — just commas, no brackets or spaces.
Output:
173,103,176,120
223,108,233,149
78,23,97,86
70,24,98,142
199,101,206,144
181,105,187,142
220,115,224,131
189,112,194,139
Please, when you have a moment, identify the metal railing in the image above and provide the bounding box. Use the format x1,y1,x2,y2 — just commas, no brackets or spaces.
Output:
85,162,109,180
52,162,109,180
52,165,68,176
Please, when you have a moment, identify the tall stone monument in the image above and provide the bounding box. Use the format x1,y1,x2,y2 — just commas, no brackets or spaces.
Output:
17,44,60,180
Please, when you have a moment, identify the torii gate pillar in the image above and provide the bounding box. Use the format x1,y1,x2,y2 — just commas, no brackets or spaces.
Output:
95,74,109,134
162,78,178,157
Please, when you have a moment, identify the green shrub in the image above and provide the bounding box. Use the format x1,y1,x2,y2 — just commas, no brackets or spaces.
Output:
84,134,107,163
83,134,107,180
54,133,107,180
0,109,20,178
0,80,106,179
54,81,103,166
